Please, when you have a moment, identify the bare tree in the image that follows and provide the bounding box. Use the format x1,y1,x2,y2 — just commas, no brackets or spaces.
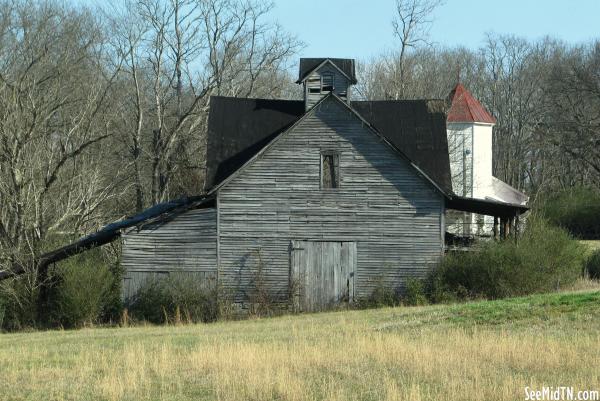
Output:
390,0,444,99
110,0,301,209
0,0,126,318
545,42,600,186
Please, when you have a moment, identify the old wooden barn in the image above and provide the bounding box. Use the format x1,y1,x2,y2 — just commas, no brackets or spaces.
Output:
21,58,528,312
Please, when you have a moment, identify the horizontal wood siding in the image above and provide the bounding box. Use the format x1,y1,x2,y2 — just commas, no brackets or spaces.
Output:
122,270,216,301
305,64,350,109
121,208,217,299
218,97,444,304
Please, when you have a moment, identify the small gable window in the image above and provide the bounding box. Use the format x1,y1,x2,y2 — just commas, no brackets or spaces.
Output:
321,152,340,189
321,73,334,92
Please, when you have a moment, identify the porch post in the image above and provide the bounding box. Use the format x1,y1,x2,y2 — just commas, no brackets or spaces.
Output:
493,216,499,240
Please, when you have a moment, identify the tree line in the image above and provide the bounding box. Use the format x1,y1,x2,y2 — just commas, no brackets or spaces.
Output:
1,0,599,278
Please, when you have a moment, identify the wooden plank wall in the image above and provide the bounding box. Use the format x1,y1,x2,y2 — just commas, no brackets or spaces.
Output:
290,240,356,312
217,97,445,305
121,207,217,300
122,271,216,301
305,64,350,109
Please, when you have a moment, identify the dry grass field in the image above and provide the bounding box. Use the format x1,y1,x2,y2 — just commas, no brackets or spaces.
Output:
1,288,600,401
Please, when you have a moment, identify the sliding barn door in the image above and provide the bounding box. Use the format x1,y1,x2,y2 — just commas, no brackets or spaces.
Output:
290,241,356,312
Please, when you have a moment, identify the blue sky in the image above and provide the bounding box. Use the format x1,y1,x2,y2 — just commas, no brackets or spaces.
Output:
270,0,600,61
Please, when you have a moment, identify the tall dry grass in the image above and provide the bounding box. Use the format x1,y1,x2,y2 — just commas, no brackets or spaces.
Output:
1,291,599,401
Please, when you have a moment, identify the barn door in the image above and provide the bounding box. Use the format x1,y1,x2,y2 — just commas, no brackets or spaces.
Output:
290,241,356,312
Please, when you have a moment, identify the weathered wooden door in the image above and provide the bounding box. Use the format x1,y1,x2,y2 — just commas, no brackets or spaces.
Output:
290,241,356,312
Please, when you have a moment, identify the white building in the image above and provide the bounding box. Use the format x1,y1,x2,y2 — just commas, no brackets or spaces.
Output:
446,83,528,236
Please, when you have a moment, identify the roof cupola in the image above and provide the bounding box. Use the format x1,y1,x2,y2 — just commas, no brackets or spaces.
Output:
296,58,356,110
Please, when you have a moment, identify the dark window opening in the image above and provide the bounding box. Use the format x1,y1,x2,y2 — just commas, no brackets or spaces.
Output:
308,87,321,94
321,152,340,188
321,73,334,92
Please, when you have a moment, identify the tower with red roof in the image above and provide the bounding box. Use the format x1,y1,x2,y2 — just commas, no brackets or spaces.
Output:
446,83,527,235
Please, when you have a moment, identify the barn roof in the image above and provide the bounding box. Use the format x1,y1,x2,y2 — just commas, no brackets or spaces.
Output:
352,100,451,193
296,58,357,84
205,97,305,191
205,96,452,193
0,196,214,280
447,83,496,124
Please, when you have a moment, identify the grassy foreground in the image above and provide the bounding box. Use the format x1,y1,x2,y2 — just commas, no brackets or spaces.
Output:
1,290,600,401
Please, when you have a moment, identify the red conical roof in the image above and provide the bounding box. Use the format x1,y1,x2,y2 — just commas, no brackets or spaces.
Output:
447,83,496,124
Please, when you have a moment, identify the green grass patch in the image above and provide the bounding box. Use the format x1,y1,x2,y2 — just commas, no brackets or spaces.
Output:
1,290,598,401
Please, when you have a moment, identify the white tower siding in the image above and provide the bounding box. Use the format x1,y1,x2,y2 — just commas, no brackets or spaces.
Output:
447,122,473,197
471,123,494,199
447,122,495,235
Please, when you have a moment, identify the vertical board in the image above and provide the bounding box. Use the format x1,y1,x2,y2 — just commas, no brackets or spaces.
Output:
290,241,356,312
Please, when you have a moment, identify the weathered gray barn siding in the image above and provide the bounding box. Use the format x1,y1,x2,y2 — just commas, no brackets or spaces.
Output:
217,97,445,304
305,63,351,109
121,207,217,299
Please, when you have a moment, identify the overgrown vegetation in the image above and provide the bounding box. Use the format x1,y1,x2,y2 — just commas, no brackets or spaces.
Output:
247,250,275,317
403,277,428,306
538,186,600,239
46,250,119,328
0,274,39,331
0,248,121,331
358,275,399,308
428,217,587,301
357,275,429,308
1,290,599,401
585,249,600,280
127,274,217,324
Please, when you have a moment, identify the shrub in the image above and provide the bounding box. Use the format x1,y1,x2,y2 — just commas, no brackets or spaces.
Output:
430,216,586,300
538,187,600,239
585,250,600,280
128,273,217,324
356,275,399,308
403,278,428,306
248,250,274,316
0,273,40,331
48,251,114,328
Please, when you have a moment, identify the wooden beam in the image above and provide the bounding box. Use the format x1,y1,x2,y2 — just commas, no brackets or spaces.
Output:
493,216,499,240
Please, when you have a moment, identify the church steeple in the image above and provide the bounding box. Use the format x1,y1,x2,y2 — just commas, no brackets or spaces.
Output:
447,83,496,125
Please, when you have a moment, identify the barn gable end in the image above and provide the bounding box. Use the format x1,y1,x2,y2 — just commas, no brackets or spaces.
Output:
216,95,445,306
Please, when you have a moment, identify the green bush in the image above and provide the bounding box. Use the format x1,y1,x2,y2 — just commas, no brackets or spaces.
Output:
356,275,399,308
430,216,586,300
0,273,40,331
127,273,217,324
48,251,115,328
403,278,428,306
585,250,600,280
539,187,600,239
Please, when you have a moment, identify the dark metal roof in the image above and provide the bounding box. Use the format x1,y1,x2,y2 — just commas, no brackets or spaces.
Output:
297,58,357,84
351,100,452,193
205,96,452,192
446,196,528,218
205,96,305,192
